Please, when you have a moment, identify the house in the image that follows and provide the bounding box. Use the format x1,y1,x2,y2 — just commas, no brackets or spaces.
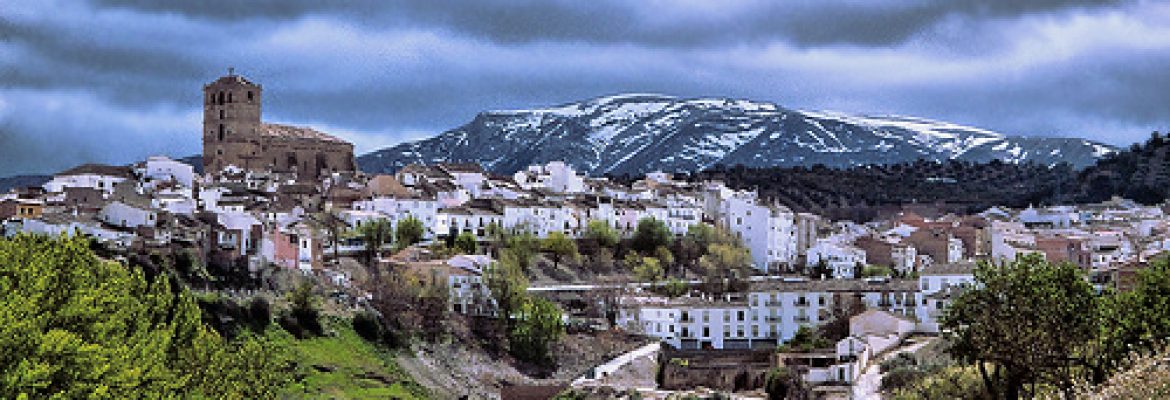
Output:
513,161,585,193
0,198,43,220
100,197,158,229
915,261,977,333
214,211,262,258
437,163,487,197
906,227,964,266
781,310,914,387
618,278,920,351
856,236,918,275
805,240,867,279
722,190,797,272
138,155,195,189
43,164,133,197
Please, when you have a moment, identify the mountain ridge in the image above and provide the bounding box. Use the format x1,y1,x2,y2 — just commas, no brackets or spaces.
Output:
357,94,1115,175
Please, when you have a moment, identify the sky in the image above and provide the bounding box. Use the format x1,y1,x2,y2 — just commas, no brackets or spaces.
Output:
2,0,1169,176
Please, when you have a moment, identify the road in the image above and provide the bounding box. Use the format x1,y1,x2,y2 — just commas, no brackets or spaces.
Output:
851,337,936,400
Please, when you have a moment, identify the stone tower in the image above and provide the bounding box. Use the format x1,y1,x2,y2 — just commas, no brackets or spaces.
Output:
202,69,263,175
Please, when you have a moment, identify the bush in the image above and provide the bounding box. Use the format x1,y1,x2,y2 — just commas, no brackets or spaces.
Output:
248,296,272,332
282,281,323,338
881,352,917,373
882,367,926,392
352,311,384,343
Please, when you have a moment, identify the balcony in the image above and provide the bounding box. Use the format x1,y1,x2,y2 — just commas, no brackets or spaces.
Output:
795,315,811,323
766,316,784,323
795,299,810,307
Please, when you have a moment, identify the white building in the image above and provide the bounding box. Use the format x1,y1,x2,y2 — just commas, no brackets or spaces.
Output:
618,279,919,350
100,199,158,229
44,164,132,197
723,190,797,272
513,161,586,193
806,240,867,279
139,156,195,189
915,261,977,333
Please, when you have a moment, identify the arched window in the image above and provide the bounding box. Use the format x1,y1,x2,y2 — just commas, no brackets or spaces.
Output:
218,124,225,141
217,91,224,105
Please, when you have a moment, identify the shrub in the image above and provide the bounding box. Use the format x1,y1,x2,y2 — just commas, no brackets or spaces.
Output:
352,311,384,343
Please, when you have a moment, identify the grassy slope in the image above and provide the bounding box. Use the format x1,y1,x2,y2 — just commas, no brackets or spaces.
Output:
275,320,430,399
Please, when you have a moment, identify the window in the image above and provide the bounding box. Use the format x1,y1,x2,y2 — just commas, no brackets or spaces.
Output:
219,109,225,120
218,124,225,141
247,91,254,101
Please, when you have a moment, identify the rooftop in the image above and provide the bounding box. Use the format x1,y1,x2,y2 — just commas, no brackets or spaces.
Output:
259,123,350,145
56,164,133,178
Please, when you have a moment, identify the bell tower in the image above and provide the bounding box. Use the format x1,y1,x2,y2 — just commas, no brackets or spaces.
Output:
202,68,263,175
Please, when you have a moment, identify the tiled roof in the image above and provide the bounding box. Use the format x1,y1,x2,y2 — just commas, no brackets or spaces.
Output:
259,123,350,145
56,164,133,178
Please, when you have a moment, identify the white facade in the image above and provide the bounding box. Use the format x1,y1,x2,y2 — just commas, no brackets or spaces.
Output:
513,161,585,193
724,191,797,271
806,240,867,279
100,201,157,229
618,280,920,350
141,156,195,189
44,173,127,197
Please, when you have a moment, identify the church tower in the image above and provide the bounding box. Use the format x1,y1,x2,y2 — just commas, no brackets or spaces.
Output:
202,68,262,175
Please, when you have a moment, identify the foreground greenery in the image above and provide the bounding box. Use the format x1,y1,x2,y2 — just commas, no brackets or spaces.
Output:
276,319,429,399
0,234,291,398
0,234,428,399
892,254,1170,400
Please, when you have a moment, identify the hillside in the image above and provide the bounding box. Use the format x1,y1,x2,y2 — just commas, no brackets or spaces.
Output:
358,94,1114,175
675,160,1078,222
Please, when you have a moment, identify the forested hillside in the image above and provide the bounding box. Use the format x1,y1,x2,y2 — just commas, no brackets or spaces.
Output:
655,132,1170,222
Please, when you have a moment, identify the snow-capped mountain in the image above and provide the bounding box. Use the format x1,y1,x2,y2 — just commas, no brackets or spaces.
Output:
358,94,1115,175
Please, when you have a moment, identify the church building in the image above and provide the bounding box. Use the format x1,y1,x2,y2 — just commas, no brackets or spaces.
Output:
202,70,355,180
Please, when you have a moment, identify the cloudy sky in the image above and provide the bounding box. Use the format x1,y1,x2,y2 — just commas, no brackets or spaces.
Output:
2,0,1168,176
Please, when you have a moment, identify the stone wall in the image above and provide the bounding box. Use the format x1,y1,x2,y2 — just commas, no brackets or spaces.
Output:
658,348,774,391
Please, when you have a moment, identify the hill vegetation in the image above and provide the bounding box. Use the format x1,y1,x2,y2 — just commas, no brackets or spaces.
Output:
649,131,1170,222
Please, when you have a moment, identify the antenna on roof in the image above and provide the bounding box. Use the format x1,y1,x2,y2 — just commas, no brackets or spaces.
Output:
228,67,235,77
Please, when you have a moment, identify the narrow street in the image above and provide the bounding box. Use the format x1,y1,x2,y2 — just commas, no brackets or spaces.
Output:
851,337,936,400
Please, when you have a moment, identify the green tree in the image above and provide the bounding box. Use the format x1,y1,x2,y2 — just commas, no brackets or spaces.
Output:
699,243,754,294
632,256,664,283
506,230,540,272
943,255,1096,400
543,231,579,268
654,245,675,276
1090,256,1170,383
486,222,507,257
286,279,323,337
395,216,425,250
632,217,672,253
662,278,689,298
0,234,290,398
454,231,478,255
585,219,620,250
485,250,530,330
357,218,393,270
765,367,807,400
508,297,564,366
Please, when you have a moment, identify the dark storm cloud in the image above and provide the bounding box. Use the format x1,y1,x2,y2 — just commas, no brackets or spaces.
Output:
93,0,1126,47
0,0,1166,176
